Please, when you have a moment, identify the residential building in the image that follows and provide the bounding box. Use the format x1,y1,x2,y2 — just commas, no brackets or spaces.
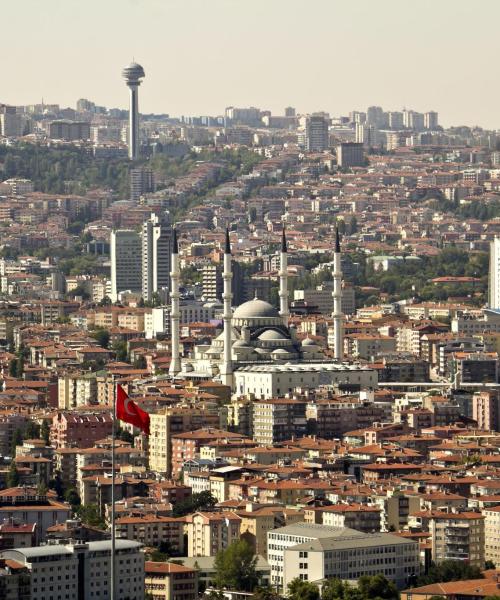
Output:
130,167,155,202
58,373,97,409
186,511,241,557
145,561,197,600
252,398,307,445
472,391,500,431
115,516,185,555
429,511,485,568
110,229,142,301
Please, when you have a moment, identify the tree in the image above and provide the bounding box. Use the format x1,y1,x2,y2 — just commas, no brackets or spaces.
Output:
91,328,110,349
418,560,484,585
357,574,398,600
41,420,51,445
37,481,48,496
287,578,320,600
112,340,128,362
49,473,65,499
65,488,81,508
11,428,23,456
24,420,40,440
7,461,20,487
253,587,283,600
485,560,496,570
214,540,258,592
9,358,17,378
76,503,106,529
172,491,217,517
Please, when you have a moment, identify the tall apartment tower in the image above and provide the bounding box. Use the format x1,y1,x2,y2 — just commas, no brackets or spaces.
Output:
489,237,500,310
366,106,386,128
355,123,378,147
142,212,173,302
130,167,155,202
305,115,329,151
424,111,439,130
202,264,223,301
337,142,365,168
122,62,145,160
110,229,142,301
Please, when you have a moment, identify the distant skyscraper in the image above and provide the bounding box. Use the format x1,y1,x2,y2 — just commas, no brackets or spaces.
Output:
366,106,386,128
355,123,378,147
142,212,173,302
122,62,145,160
424,111,439,130
285,106,296,117
337,142,365,168
130,167,155,202
489,238,500,310
388,111,404,130
304,115,329,151
110,229,142,301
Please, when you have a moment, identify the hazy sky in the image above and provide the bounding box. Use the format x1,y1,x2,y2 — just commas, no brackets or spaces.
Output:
3,0,499,128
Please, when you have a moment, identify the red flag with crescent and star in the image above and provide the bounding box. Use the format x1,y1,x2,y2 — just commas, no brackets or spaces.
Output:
116,384,150,435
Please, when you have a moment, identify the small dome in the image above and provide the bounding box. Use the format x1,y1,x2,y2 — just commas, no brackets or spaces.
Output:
258,329,287,341
233,299,279,320
302,337,317,346
233,340,250,348
272,348,290,354
183,362,194,372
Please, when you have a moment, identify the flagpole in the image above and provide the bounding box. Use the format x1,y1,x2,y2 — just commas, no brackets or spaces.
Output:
111,384,116,600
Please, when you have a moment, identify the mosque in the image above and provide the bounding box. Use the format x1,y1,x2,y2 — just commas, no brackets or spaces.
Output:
168,227,377,397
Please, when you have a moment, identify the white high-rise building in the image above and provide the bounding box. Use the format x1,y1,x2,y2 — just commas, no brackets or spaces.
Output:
110,229,142,301
424,110,439,130
0,539,144,600
355,123,378,147
304,115,329,151
142,212,172,302
489,238,500,310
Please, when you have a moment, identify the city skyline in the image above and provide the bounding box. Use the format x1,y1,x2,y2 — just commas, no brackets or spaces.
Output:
2,0,500,128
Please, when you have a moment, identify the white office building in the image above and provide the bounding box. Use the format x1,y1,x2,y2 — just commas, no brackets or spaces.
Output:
142,212,172,302
0,539,144,600
267,523,419,591
110,229,142,301
489,238,500,310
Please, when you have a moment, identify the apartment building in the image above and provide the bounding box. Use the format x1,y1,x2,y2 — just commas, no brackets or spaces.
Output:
148,408,222,475
472,391,500,430
320,504,381,532
186,511,241,557
145,561,197,600
0,539,144,600
115,515,185,555
482,505,500,567
429,511,485,568
252,398,307,445
57,373,97,409
50,412,113,449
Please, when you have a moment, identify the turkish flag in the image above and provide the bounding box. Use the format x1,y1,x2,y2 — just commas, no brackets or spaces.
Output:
116,384,150,435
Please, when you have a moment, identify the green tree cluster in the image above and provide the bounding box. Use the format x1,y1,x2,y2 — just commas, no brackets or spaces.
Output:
214,540,258,592
172,491,217,517
417,560,484,585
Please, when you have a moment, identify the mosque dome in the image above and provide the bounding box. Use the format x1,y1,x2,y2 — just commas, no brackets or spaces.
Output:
233,340,251,348
233,299,279,320
258,329,288,341
302,337,317,346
